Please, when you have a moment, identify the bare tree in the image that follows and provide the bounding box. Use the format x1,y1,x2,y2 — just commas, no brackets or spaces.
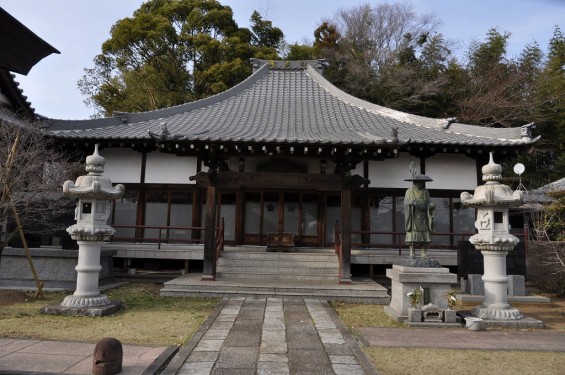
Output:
317,1,446,112
333,1,440,72
0,109,80,267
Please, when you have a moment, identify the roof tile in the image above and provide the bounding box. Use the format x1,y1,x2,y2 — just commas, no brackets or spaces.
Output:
46,61,537,149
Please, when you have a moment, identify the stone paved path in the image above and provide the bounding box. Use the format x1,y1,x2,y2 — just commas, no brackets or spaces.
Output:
164,297,376,375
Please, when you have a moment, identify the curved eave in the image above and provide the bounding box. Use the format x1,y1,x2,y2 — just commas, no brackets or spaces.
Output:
0,69,35,116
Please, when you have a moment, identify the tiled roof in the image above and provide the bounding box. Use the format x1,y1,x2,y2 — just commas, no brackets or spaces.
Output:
45,60,538,149
0,69,35,116
525,177,565,203
0,8,60,75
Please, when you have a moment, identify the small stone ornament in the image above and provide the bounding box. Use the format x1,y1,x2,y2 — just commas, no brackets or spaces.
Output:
93,337,123,375
421,303,443,322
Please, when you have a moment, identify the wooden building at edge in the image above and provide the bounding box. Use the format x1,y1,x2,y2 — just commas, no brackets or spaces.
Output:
39,59,538,282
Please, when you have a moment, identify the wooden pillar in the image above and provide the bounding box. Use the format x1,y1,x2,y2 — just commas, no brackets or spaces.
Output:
202,179,217,281
340,187,352,284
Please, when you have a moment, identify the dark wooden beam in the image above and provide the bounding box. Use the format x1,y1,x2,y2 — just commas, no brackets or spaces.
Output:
202,171,218,281
340,188,352,284
190,172,368,190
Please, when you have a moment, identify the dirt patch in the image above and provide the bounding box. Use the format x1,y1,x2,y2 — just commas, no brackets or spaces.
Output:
513,298,565,331
0,289,31,306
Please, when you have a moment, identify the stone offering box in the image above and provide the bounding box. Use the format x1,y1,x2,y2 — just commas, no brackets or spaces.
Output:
408,304,458,324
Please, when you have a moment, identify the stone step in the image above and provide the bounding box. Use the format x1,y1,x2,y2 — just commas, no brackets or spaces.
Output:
161,288,390,304
160,273,389,304
219,251,337,261
215,271,338,281
217,264,337,275
223,246,267,253
216,248,340,282
217,258,338,269
162,282,380,296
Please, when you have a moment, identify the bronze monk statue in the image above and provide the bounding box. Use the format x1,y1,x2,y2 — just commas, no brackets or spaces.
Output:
404,168,435,259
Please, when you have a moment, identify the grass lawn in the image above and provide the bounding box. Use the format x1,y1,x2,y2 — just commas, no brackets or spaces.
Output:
0,283,218,346
331,301,565,375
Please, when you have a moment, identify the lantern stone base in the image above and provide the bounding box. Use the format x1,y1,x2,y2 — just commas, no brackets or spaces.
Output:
40,300,122,317
459,311,544,329
473,305,523,320
61,293,111,308
384,265,458,323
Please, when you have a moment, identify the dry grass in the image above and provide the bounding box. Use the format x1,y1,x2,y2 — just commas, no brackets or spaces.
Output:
0,283,218,346
365,347,565,375
332,299,565,375
330,301,404,329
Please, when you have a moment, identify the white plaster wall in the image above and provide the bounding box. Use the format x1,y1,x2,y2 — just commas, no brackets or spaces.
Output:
145,153,198,184
351,162,364,178
368,154,419,188
426,154,477,190
102,148,142,184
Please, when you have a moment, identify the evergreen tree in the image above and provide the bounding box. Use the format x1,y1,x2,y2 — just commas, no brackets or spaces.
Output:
249,10,284,59
78,0,257,116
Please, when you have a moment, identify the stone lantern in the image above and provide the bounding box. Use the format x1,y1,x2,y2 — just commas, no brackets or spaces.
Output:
460,152,523,320
60,144,125,310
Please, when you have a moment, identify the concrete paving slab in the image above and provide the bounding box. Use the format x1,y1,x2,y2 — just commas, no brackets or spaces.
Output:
257,361,290,375
209,321,235,330
287,349,332,373
287,332,325,350
212,368,255,375
0,351,84,373
202,329,230,340
215,347,258,369
194,339,224,352
329,355,360,365
333,363,366,375
223,330,261,347
323,343,353,356
0,339,169,375
186,351,220,362
258,353,288,363
178,361,215,375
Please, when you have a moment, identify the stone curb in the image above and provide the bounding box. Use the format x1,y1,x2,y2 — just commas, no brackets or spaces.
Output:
141,345,180,375
322,300,380,375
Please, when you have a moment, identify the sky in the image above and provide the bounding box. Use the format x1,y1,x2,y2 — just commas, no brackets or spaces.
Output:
1,0,563,120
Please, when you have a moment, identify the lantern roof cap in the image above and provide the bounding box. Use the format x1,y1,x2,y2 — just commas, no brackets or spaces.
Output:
460,152,522,208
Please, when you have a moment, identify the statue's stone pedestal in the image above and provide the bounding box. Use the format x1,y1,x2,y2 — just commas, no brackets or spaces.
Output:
384,265,458,323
